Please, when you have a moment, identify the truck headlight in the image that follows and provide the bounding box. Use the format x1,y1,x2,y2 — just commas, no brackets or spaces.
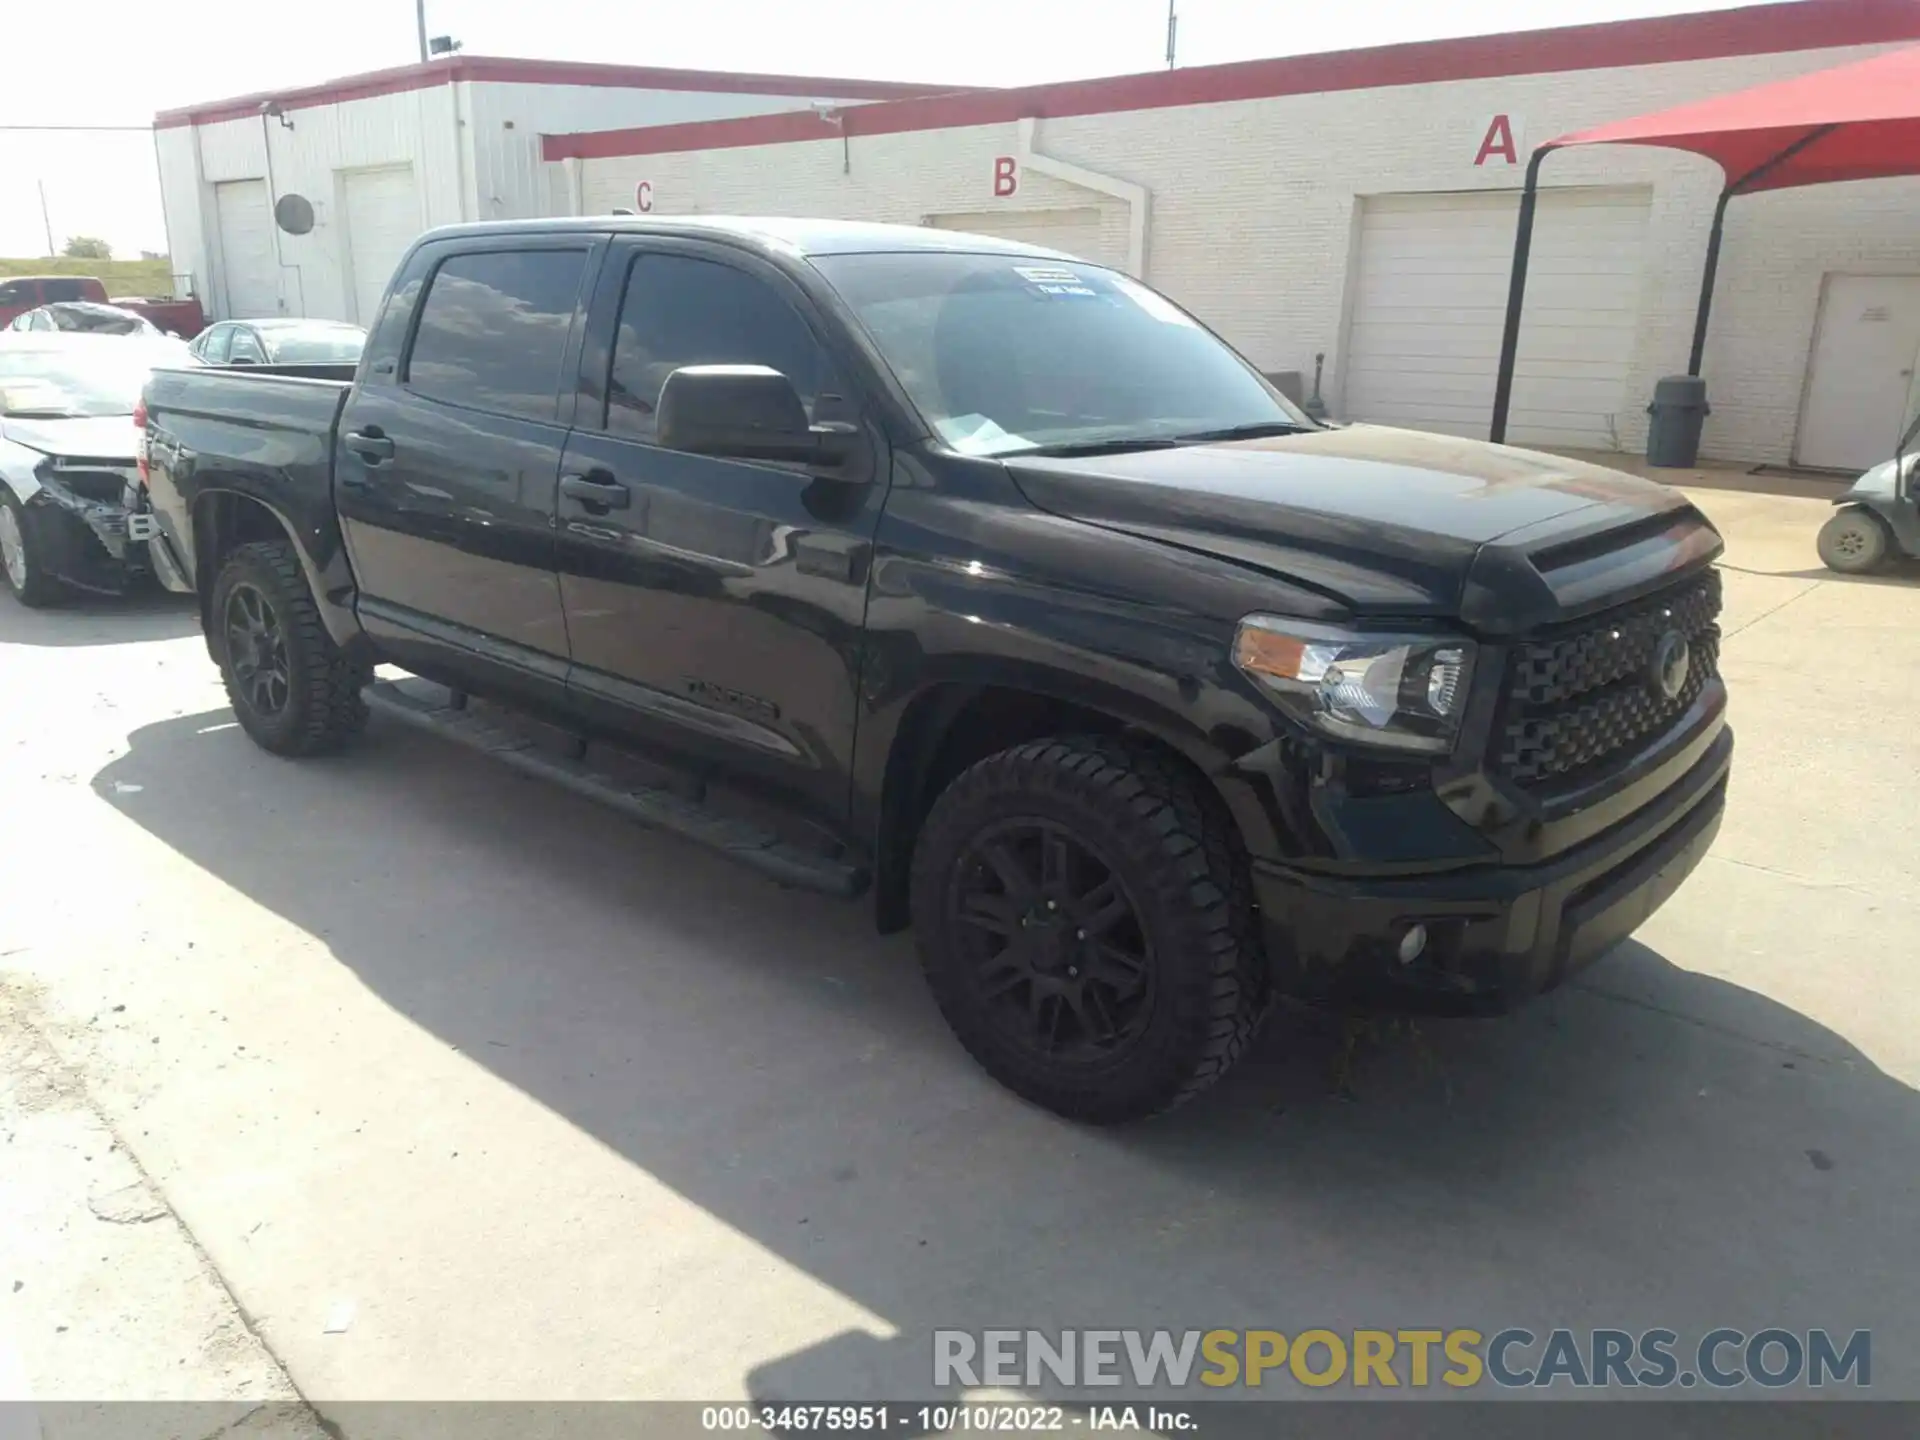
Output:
1233,617,1476,754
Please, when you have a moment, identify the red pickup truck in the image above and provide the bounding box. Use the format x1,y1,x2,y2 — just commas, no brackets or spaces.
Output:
0,275,204,339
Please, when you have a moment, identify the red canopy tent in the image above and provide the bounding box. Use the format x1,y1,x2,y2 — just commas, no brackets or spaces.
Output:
1489,44,1920,445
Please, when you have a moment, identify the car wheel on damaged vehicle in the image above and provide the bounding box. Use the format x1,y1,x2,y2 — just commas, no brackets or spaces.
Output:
910,735,1267,1124
0,489,64,608
211,540,369,756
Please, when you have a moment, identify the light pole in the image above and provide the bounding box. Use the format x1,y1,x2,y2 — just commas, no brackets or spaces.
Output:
1166,1,1178,69
38,180,56,257
416,0,429,63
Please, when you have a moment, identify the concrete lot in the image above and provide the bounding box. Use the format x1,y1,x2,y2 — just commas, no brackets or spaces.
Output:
0,482,1915,1418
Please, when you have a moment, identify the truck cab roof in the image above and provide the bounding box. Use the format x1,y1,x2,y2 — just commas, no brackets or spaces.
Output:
414,215,1082,262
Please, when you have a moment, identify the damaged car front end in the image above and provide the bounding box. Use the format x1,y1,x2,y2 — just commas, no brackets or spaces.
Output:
17,453,159,592
0,333,184,606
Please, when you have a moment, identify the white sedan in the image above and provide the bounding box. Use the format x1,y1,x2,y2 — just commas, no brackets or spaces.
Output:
0,331,190,607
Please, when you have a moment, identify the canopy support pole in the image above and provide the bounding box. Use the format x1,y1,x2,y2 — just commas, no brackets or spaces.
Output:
1493,124,1841,443
1686,124,1838,379
1489,145,1557,445
1688,188,1734,377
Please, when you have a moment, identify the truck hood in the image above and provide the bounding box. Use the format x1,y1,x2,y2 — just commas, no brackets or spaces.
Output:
1004,425,1718,633
0,414,139,462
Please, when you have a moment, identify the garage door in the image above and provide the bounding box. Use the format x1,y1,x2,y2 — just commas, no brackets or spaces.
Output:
342,166,422,325
214,180,280,320
1344,188,1652,449
928,207,1126,269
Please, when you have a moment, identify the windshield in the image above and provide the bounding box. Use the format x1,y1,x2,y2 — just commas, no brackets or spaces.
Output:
0,345,171,417
51,308,151,334
267,329,365,364
813,251,1309,456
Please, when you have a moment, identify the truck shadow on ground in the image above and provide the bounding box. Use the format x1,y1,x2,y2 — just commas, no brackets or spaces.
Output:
0,587,198,647
93,710,1920,1419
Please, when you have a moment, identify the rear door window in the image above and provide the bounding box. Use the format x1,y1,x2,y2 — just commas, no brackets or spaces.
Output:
200,325,232,363
404,249,589,421
229,328,266,363
42,280,90,302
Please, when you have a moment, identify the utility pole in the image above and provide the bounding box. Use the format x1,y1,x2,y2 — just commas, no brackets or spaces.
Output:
416,0,429,62
1165,0,1178,69
37,180,56,257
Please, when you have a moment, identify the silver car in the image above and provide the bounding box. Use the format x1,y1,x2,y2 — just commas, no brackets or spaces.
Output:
188,317,366,366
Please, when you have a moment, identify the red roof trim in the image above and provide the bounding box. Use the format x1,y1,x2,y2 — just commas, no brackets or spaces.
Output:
543,0,1920,161
153,56,959,130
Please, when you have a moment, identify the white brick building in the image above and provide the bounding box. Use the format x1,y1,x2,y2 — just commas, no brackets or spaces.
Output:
544,0,1920,471
154,58,948,331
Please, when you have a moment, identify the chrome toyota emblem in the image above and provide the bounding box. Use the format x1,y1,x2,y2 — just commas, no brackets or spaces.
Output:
1651,629,1690,701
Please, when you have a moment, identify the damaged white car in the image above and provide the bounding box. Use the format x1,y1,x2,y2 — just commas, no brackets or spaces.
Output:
0,332,188,607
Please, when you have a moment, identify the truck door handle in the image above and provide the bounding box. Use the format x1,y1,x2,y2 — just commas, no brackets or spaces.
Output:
560,472,630,510
344,430,395,464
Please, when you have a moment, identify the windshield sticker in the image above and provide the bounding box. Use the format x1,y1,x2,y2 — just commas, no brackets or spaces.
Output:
1013,265,1098,299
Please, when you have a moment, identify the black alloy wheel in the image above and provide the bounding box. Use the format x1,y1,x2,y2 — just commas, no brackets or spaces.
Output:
911,734,1267,1123
209,541,369,756
224,582,292,719
950,818,1155,1063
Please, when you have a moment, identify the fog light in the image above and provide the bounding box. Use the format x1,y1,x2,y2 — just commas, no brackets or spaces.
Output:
1396,924,1428,965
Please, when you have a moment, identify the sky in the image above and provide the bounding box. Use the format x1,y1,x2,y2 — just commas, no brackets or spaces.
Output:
0,0,1765,261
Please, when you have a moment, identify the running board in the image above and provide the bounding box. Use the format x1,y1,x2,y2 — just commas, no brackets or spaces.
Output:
363,679,868,899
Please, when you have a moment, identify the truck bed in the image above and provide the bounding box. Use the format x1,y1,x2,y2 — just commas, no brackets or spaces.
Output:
145,365,349,453
140,365,353,601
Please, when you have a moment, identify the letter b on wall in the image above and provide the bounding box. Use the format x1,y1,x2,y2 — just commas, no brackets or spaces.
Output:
993,156,1019,197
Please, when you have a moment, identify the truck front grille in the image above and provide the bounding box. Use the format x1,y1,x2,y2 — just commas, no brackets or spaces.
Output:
1493,569,1722,791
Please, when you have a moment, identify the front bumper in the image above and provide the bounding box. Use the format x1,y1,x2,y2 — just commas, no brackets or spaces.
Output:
29,481,156,594
1252,724,1732,1014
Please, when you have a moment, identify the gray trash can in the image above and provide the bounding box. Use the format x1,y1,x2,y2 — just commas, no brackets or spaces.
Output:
1646,375,1710,468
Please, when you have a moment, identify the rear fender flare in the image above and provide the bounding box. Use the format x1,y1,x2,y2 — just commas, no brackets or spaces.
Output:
191,486,364,654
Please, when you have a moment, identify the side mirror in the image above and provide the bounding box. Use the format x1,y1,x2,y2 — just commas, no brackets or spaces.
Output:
656,364,865,476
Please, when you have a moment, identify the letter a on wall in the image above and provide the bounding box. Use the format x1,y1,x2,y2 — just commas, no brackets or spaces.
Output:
1475,114,1520,166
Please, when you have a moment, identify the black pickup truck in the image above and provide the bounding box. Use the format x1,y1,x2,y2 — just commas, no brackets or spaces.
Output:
140,217,1731,1122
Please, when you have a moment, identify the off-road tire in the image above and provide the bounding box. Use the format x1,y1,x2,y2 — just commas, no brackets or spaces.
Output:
211,540,369,756
911,734,1266,1123
1816,507,1892,574
0,488,65,608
